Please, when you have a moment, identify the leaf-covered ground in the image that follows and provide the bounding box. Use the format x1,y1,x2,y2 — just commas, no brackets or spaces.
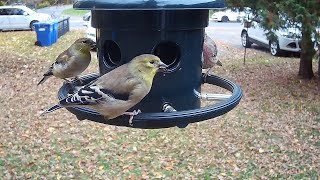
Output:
0,31,319,179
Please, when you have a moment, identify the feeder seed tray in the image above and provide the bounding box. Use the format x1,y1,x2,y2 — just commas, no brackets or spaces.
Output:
58,73,242,129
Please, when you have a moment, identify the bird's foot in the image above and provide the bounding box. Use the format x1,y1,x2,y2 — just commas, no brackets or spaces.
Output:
123,109,141,126
63,78,72,84
203,68,212,82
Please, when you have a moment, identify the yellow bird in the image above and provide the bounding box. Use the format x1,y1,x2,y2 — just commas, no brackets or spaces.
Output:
37,38,96,85
41,54,168,125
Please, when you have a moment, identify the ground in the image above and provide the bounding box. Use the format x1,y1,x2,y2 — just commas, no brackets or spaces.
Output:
0,31,319,179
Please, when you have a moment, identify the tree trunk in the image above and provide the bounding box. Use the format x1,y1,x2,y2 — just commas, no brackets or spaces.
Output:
298,24,315,79
318,49,320,77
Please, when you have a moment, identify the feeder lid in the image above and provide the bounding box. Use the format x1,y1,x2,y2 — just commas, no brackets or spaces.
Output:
73,0,226,10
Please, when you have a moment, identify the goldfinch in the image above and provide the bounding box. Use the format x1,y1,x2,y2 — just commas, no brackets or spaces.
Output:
41,54,168,125
202,33,222,77
37,38,96,85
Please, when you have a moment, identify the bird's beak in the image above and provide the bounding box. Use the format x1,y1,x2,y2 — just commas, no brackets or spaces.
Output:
216,59,223,66
158,61,168,72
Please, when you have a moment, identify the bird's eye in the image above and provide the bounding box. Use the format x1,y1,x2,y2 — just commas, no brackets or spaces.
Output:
150,60,155,64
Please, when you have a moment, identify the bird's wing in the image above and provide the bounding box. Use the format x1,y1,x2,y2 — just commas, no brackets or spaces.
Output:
206,35,218,56
59,84,130,107
94,64,139,95
62,63,147,106
212,40,218,57
40,49,72,78
42,52,70,75
55,49,73,65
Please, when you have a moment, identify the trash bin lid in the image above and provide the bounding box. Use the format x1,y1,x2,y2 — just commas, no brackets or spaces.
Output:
34,21,55,25
74,0,226,10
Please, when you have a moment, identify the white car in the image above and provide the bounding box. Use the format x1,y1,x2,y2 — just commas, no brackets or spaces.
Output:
0,5,52,31
241,20,318,56
210,9,245,22
83,11,91,22
83,12,96,42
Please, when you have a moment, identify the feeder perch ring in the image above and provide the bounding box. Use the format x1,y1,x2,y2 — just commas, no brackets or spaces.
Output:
58,73,242,129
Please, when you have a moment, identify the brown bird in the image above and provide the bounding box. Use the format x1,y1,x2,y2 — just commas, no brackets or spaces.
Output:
202,33,222,78
41,54,168,125
37,38,96,85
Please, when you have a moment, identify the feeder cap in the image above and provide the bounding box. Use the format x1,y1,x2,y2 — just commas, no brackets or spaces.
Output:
73,0,226,10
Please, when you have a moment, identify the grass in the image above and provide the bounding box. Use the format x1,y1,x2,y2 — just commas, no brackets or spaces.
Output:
62,8,89,16
0,30,319,179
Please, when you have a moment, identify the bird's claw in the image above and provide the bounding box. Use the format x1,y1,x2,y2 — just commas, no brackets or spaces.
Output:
63,78,72,84
124,109,141,126
203,68,211,83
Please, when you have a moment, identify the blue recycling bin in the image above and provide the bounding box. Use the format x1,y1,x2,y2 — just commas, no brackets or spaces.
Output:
34,22,54,47
49,19,59,43
57,16,70,38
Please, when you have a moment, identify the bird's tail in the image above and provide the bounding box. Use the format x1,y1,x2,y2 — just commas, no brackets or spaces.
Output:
216,59,223,66
37,75,51,86
40,104,63,116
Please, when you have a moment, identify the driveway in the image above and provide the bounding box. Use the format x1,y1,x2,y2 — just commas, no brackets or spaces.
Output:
206,21,243,49
36,5,85,30
205,21,245,58
36,5,73,17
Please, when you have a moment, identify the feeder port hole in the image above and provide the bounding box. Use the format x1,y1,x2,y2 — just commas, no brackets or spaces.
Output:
103,40,121,67
152,41,180,72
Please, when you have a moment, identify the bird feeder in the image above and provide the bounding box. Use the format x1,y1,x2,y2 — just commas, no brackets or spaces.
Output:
58,0,243,129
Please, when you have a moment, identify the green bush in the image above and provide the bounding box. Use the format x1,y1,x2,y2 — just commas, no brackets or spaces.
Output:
37,2,50,9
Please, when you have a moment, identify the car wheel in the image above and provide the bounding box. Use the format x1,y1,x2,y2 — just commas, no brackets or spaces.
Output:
221,16,229,22
30,21,38,31
241,31,252,48
269,40,281,56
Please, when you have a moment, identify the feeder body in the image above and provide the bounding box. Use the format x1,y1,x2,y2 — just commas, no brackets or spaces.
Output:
54,0,245,129
91,10,210,112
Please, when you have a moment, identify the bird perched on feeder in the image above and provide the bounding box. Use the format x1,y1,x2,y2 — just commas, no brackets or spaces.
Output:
37,38,96,85
41,54,168,125
202,33,222,78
